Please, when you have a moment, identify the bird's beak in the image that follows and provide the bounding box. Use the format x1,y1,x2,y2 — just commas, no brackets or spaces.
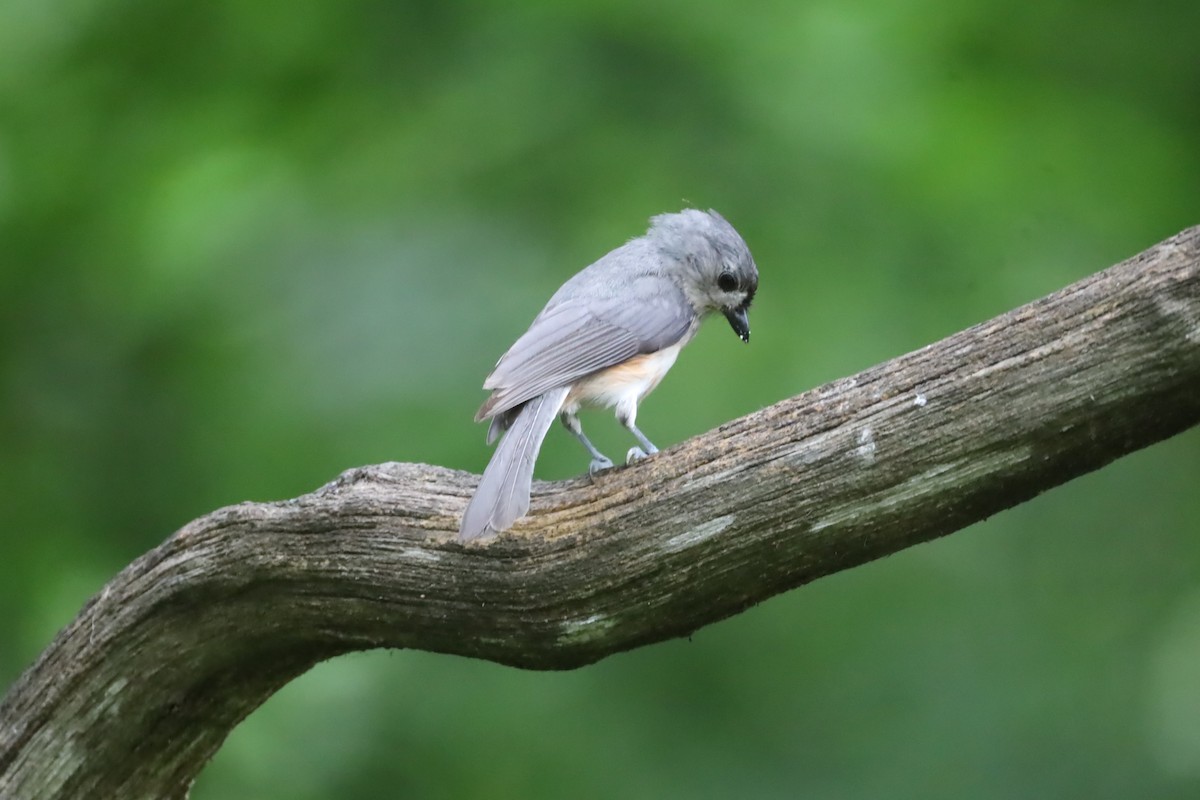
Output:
724,306,750,343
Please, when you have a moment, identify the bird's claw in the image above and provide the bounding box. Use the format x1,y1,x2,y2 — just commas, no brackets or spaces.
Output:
626,447,649,464
588,456,614,482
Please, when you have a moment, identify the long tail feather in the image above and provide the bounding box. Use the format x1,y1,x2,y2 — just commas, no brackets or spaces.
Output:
458,387,569,543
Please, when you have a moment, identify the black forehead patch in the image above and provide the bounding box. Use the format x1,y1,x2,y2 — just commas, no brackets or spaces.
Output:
742,281,757,309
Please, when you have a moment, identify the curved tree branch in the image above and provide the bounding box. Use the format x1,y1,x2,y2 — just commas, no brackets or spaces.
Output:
3,226,1199,798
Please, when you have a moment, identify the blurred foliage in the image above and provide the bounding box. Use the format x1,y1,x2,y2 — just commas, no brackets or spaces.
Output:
2,0,1200,797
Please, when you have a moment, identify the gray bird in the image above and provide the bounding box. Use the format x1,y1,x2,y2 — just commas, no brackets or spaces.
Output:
459,208,758,543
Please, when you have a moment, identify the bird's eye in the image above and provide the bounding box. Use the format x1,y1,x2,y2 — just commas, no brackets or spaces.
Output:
717,272,738,292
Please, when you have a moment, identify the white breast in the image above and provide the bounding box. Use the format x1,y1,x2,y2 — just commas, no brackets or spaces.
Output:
564,342,683,415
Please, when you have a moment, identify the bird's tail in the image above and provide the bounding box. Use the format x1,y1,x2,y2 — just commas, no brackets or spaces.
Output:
459,387,569,543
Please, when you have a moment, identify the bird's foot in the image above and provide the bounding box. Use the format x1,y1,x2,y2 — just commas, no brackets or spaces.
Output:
626,447,651,464
588,455,614,481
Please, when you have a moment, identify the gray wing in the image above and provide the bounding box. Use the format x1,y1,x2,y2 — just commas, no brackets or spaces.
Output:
475,284,694,422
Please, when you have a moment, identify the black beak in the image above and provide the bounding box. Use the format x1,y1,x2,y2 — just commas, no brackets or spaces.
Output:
724,306,750,343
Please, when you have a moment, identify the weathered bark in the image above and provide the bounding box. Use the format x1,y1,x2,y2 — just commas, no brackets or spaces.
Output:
2,226,1199,799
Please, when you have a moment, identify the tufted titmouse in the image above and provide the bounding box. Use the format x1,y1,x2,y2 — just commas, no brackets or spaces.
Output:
458,209,758,543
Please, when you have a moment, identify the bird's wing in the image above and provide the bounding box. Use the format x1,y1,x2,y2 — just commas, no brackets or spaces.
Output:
475,284,694,422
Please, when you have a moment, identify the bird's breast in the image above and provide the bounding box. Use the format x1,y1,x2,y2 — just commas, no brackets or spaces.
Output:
565,343,683,411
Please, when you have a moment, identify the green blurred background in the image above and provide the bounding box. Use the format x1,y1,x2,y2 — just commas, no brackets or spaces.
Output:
3,0,1200,797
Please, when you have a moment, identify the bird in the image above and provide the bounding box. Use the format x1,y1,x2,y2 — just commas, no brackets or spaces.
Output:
458,208,758,543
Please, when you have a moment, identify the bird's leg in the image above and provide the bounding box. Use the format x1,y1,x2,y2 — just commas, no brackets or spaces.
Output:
616,406,658,464
560,411,613,476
